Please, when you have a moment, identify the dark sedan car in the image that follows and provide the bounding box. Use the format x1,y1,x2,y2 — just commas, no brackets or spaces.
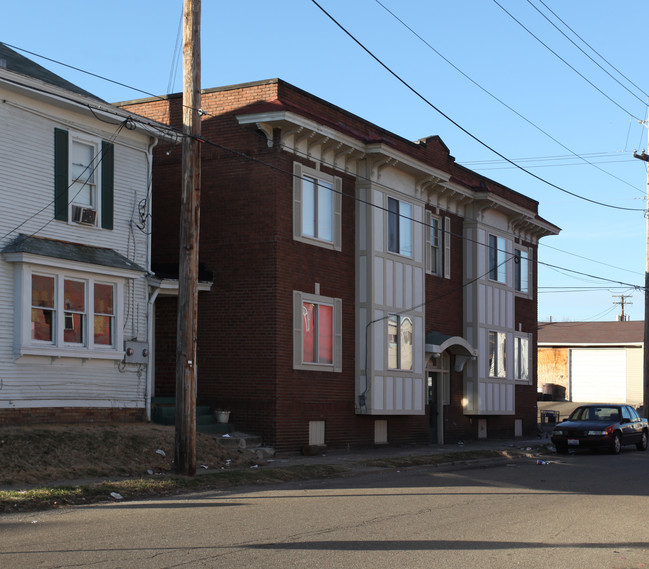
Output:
551,404,649,455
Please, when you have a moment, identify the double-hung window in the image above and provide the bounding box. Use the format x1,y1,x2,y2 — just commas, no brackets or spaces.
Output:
514,248,529,294
293,162,342,251
514,335,529,381
302,301,333,365
387,314,413,370
387,197,412,257
488,330,507,378
30,271,116,351
425,212,451,277
293,291,342,372
428,215,441,275
54,128,114,229
488,234,507,283
70,138,97,209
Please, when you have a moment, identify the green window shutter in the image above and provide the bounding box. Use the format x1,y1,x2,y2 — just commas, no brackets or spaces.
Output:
54,128,69,221
101,141,114,230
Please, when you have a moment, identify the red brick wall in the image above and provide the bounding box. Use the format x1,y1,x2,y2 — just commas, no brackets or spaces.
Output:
120,80,544,450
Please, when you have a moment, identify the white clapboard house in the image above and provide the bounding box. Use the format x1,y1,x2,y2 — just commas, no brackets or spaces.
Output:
0,43,177,424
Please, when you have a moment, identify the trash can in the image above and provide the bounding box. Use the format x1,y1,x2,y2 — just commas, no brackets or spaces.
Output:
542,383,555,401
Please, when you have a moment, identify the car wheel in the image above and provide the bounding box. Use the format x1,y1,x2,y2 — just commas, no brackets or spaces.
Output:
610,432,622,455
636,430,648,451
555,443,568,455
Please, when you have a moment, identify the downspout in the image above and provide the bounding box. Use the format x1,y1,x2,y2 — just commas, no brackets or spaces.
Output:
145,135,158,422
146,284,160,421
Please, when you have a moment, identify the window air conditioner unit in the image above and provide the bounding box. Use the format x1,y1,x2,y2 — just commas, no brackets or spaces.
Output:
72,205,97,226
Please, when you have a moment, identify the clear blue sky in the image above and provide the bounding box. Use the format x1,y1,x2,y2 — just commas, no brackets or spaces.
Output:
3,0,647,322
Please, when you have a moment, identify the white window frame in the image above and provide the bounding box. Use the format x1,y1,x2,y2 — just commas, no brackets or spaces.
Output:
293,162,342,251
514,247,530,295
387,197,413,258
425,212,442,276
488,234,508,284
68,132,102,226
12,262,125,360
387,314,413,371
488,330,507,378
425,212,451,278
514,334,530,382
293,290,342,372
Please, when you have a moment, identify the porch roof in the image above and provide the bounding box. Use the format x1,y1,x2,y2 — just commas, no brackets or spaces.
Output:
2,234,146,274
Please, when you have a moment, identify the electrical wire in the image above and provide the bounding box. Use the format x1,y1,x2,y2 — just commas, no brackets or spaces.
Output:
3,43,643,294
167,7,183,95
183,124,644,292
309,0,643,212
525,0,648,107
372,0,643,195
491,0,644,121
2,119,128,243
535,0,649,101
5,39,644,210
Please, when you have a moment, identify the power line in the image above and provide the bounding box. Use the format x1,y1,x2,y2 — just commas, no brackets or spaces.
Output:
535,0,649,101
166,7,184,94
6,38,644,211
372,0,643,196
491,0,644,121
3,43,643,291
2,119,129,243
310,0,643,212
525,0,648,107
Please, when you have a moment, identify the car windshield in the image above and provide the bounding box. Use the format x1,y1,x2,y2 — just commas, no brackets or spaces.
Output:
570,406,620,422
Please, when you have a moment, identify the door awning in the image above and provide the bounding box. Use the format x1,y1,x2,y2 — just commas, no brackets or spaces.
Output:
425,331,478,358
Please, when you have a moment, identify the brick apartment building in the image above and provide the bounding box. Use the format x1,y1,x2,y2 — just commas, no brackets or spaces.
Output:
119,79,559,451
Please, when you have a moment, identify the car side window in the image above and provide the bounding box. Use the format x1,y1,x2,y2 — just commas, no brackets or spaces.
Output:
628,406,640,422
622,406,633,422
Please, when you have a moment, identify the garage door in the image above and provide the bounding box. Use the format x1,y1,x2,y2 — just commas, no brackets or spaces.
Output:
570,348,626,403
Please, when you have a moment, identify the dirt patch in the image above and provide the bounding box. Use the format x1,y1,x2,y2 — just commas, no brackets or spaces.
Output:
0,423,257,486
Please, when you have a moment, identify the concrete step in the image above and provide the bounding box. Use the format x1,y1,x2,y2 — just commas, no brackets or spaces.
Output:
197,423,231,435
216,431,263,450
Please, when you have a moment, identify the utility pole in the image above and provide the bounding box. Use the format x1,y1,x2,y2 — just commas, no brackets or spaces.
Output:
633,144,649,417
175,0,201,476
612,294,632,321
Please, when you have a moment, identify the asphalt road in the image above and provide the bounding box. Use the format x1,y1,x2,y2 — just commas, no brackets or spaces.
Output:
2,448,649,569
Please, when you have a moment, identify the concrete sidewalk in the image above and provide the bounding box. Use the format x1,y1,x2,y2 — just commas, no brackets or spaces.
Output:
261,437,551,471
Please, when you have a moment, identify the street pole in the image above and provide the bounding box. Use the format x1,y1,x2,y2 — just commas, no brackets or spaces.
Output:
633,141,649,418
175,0,201,476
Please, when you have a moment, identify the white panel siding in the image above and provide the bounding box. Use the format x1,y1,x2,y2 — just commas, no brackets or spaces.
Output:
375,257,385,306
414,376,424,410
374,313,385,371
369,374,425,414
373,376,384,409
395,262,403,310
394,377,401,409
467,380,475,411
404,264,412,310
